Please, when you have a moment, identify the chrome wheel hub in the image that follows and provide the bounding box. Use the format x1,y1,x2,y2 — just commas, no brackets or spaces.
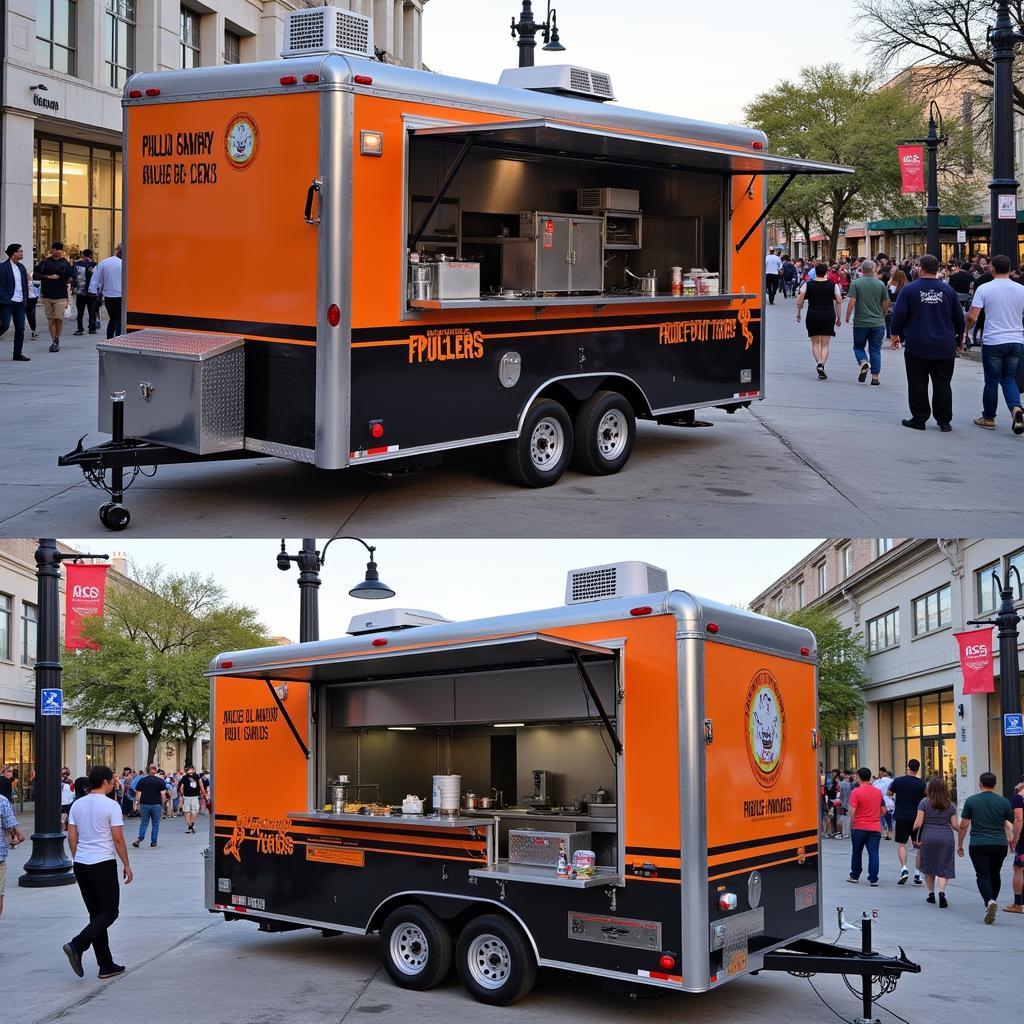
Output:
467,934,512,990
390,923,429,975
529,417,565,471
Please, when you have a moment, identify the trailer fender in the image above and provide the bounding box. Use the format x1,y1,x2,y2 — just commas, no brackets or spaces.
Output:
365,891,540,965
515,374,654,435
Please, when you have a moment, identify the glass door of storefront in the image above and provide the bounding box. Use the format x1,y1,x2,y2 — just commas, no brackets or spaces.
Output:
879,690,958,802
1,723,35,813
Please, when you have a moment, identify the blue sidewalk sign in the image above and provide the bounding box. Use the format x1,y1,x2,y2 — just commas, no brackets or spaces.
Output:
40,688,63,716
1005,713,1024,738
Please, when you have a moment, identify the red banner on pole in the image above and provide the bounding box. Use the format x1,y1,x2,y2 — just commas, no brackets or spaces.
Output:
65,563,110,650
954,629,996,694
898,145,926,194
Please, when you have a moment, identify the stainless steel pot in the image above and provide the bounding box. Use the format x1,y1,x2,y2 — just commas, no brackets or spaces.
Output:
625,268,657,296
477,796,492,809
462,791,478,810
409,261,435,301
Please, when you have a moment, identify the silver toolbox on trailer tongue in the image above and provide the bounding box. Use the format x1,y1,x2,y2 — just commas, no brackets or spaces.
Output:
97,330,245,455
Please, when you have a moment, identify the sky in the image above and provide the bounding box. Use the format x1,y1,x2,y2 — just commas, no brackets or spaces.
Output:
421,0,872,125
62,539,820,644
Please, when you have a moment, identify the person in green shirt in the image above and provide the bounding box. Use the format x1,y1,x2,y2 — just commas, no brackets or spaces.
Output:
958,772,1014,924
845,260,891,386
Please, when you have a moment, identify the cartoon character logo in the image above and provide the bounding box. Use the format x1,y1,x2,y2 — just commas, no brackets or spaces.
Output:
744,669,786,788
224,113,259,170
738,305,754,350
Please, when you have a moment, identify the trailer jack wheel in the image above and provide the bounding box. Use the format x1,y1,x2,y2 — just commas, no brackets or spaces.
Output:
380,905,452,991
455,914,537,1006
99,502,131,531
571,390,636,475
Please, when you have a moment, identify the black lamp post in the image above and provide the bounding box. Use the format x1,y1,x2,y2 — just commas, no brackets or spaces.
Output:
988,1,1024,265
510,0,565,68
277,536,395,643
19,540,108,888
900,101,947,259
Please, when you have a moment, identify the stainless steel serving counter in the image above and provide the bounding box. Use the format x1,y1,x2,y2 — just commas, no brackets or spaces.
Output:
468,862,622,889
409,292,753,311
289,810,493,829
463,808,615,832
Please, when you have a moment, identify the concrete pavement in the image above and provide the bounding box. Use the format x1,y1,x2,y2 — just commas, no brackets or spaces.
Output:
0,298,1018,537
1,811,1020,1024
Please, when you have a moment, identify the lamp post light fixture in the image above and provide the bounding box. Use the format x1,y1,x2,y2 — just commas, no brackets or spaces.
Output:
19,540,109,888
510,0,565,68
988,1,1024,265
277,535,395,643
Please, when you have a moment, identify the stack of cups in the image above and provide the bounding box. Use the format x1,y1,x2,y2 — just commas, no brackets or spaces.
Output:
432,774,461,816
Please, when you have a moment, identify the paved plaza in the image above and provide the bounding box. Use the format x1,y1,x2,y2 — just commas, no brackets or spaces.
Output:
1,813,1018,1024
0,299,1017,538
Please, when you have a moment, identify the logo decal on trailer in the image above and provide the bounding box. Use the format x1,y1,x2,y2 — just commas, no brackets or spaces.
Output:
744,668,786,788
224,113,259,170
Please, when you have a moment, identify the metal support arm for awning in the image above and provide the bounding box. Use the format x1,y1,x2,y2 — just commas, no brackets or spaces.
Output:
735,172,797,253
264,679,310,760
570,650,623,755
408,136,475,250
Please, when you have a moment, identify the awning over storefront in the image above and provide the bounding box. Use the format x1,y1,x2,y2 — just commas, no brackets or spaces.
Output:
868,216,984,231
411,119,854,177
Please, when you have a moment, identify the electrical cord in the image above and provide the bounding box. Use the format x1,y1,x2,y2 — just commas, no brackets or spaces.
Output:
805,978,858,1024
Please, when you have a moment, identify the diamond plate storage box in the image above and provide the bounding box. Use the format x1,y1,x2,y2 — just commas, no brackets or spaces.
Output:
98,331,245,455
508,829,592,868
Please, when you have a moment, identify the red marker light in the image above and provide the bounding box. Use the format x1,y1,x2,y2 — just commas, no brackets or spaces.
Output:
222,660,233,669
630,606,652,616
659,954,676,972
371,638,388,647
354,74,373,85
280,75,298,86
800,646,811,657
145,88,161,97
369,422,385,440
751,140,764,149
706,622,720,634
128,89,142,98
327,304,341,327
302,73,320,83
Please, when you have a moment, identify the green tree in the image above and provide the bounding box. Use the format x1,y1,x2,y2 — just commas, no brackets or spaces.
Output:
63,564,267,765
747,65,962,258
774,607,868,745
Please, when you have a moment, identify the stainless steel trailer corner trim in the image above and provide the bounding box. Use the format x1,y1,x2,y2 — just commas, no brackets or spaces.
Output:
211,903,368,936
244,438,316,463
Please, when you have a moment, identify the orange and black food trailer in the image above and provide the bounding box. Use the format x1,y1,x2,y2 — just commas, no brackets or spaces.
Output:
61,7,851,530
204,560,917,1009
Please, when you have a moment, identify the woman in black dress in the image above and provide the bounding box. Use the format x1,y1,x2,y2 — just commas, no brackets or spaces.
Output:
796,262,843,379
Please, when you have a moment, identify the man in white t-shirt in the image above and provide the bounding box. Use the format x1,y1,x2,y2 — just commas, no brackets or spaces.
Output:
965,253,1024,434
873,769,894,840
765,249,783,305
63,765,133,981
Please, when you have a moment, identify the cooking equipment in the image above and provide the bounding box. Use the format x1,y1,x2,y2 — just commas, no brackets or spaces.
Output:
408,260,435,301
463,790,478,810
509,828,593,868
434,257,481,300
503,213,603,294
624,268,657,296
577,187,640,212
432,774,461,816
402,794,424,815
526,769,554,810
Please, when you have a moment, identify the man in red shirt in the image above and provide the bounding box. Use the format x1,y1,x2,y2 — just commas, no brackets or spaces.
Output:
848,766,883,886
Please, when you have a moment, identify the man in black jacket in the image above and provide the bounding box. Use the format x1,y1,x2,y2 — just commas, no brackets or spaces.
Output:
0,243,31,361
33,241,74,352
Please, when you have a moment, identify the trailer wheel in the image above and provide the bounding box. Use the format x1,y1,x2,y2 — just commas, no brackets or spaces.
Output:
571,390,635,475
380,905,452,991
101,503,131,531
455,914,537,1006
505,399,573,487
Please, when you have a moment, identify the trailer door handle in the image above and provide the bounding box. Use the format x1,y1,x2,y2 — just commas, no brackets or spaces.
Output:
304,178,322,225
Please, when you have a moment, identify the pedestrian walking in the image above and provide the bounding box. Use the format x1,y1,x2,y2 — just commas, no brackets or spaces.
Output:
131,764,166,848
0,242,31,362
765,248,782,305
0,765,14,802
845,259,890,386
873,769,894,839
962,255,1024,434
957,771,1015,924
61,767,75,830
889,253,965,432
891,758,926,885
781,255,798,298
911,775,959,908
63,766,132,980
72,248,100,336
838,771,853,838
178,765,207,834
847,766,883,886
33,241,74,353
1004,781,1024,915
89,245,122,338
884,269,908,341
797,262,842,380
0,793,26,919
163,770,175,819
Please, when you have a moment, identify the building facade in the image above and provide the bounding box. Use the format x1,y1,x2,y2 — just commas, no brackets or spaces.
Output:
751,539,1024,806
1,0,428,263
0,538,209,811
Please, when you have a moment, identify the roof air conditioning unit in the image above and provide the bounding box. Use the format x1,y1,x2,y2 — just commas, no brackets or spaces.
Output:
498,64,616,102
565,562,669,605
347,608,452,635
281,6,375,60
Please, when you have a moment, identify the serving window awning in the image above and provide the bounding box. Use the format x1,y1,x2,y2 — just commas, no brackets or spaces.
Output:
410,118,853,177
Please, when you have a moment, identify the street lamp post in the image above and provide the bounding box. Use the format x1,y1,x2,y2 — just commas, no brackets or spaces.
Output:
900,102,947,259
19,540,108,888
989,1,1024,265
510,1,565,68
993,569,1024,797
277,536,395,643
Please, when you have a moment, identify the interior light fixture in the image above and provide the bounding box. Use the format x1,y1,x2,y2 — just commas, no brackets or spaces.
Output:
493,722,525,728
387,726,416,731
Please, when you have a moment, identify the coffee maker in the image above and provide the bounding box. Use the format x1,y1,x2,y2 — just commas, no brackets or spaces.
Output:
526,769,554,811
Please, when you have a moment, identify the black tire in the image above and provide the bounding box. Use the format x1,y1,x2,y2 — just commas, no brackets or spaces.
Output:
455,914,537,1006
504,398,573,488
380,905,452,991
571,390,636,475
105,504,130,531
98,502,113,528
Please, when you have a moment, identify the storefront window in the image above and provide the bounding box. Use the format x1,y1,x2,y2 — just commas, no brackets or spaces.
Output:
21,602,38,667
880,690,957,801
180,7,201,69
1,724,34,811
36,0,77,75
86,731,117,772
0,594,11,661
106,0,136,89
